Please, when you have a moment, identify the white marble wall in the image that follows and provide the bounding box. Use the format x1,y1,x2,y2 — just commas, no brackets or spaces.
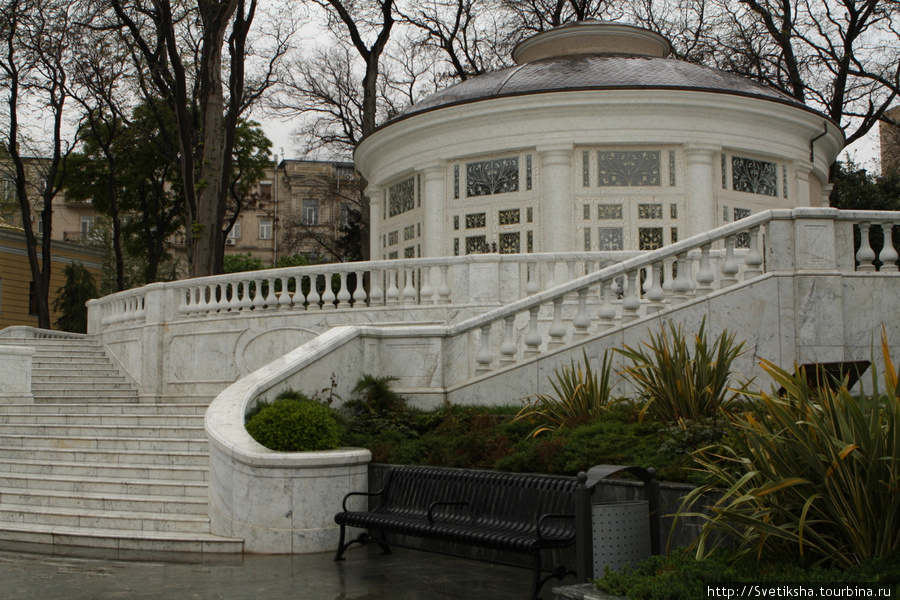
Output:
0,345,34,404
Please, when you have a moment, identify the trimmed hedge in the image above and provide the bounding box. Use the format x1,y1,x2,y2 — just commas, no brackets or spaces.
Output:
245,394,341,452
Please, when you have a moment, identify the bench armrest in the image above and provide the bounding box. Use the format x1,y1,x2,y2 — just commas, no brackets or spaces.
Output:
427,501,471,524
536,513,575,540
341,490,384,512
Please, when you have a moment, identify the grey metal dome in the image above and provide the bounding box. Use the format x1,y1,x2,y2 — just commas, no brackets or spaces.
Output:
392,22,806,123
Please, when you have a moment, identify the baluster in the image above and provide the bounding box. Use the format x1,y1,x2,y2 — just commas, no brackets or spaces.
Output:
437,265,452,304
524,306,542,358
646,261,665,312
402,268,417,304
307,275,322,308
622,270,641,322
223,283,238,312
178,288,190,315
321,272,336,309
695,244,715,294
278,277,291,309
234,280,249,311
369,270,384,306
499,315,517,366
385,269,400,305
856,222,876,271
879,223,898,272
720,236,739,287
672,254,692,303
135,296,146,320
548,296,567,349
566,260,576,284
661,257,675,292
598,278,617,329
475,323,494,375
262,277,277,309
350,271,366,306
336,272,351,308
744,226,763,279
420,266,435,304
525,262,540,295
121,297,134,322
573,288,591,340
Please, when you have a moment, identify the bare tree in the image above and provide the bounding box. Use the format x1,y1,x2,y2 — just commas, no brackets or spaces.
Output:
106,0,288,277
0,0,81,328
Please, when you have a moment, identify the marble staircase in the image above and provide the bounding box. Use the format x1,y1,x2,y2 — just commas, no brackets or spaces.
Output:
0,337,243,556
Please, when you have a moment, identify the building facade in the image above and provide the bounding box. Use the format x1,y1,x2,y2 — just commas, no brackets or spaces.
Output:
356,21,844,260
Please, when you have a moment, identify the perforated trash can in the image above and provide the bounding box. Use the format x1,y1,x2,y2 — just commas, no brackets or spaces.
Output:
592,500,651,575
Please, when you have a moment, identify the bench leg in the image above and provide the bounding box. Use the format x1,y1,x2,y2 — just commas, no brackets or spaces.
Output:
334,524,350,561
375,531,392,555
530,553,543,600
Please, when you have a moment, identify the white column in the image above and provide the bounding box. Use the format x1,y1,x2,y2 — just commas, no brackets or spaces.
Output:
538,145,574,253
684,144,719,238
820,183,833,208
795,162,812,207
421,164,445,258
367,185,382,260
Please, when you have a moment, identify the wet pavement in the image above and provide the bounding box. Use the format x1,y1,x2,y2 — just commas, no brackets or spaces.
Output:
0,544,572,600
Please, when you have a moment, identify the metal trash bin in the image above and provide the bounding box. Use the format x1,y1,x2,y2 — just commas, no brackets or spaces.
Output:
575,465,661,581
592,500,652,574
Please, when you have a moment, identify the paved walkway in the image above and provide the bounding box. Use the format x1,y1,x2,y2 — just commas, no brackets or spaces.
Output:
0,544,572,600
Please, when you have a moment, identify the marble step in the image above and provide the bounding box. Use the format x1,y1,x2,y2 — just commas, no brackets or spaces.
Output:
0,502,213,533
32,372,129,381
0,523,242,554
0,446,209,466
33,364,124,374
0,457,208,482
0,472,207,498
0,403,208,416
0,413,203,427
0,423,205,439
0,433,207,452
32,393,139,402
31,382,135,392
0,485,208,515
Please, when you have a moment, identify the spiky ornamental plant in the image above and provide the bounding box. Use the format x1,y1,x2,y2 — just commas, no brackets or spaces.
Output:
617,319,746,427
515,349,619,437
679,331,900,568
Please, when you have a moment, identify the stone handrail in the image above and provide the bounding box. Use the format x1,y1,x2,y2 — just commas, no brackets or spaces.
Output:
0,326,86,340
86,252,645,333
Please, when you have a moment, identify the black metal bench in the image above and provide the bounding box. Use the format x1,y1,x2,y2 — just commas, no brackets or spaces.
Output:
334,465,579,600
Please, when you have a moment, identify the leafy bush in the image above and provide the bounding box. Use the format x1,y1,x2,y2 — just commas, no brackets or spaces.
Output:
53,263,99,333
595,548,900,600
245,391,341,452
515,349,618,436
618,319,746,426
680,333,900,568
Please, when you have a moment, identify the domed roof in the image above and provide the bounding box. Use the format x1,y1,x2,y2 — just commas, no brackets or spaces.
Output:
392,21,806,123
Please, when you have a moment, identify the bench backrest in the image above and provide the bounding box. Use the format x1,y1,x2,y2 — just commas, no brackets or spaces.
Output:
377,466,578,536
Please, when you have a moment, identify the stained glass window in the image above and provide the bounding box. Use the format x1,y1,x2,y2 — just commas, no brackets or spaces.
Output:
732,156,777,196
466,213,486,228
639,227,664,250
598,151,660,186
582,151,590,187
669,150,676,186
499,209,520,225
466,157,519,196
526,155,532,190
466,236,488,254
638,204,663,219
388,178,415,217
597,204,623,220
499,232,520,254
598,227,624,251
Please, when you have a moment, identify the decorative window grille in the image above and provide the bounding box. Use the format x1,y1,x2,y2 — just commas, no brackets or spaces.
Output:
732,156,777,196
466,157,519,197
388,177,415,217
597,151,660,186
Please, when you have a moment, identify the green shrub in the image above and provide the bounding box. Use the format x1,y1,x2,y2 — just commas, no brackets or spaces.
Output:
245,393,341,452
515,349,618,436
618,319,746,426
347,374,407,417
680,333,900,568
595,548,900,600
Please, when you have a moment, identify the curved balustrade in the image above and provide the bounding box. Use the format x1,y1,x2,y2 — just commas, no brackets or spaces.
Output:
451,209,900,376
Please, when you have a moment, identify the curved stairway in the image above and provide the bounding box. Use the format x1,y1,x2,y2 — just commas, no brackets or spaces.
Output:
0,336,243,556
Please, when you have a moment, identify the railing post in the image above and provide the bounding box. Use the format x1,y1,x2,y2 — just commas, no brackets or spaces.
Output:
744,226,763,279
856,222,876,272
370,270,384,306
524,306,542,358
420,266,435,304
526,262,540,295
499,315,517,366
403,268,417,304
548,296,567,349
386,269,400,305
321,272,337,309
475,323,493,375
880,223,899,272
